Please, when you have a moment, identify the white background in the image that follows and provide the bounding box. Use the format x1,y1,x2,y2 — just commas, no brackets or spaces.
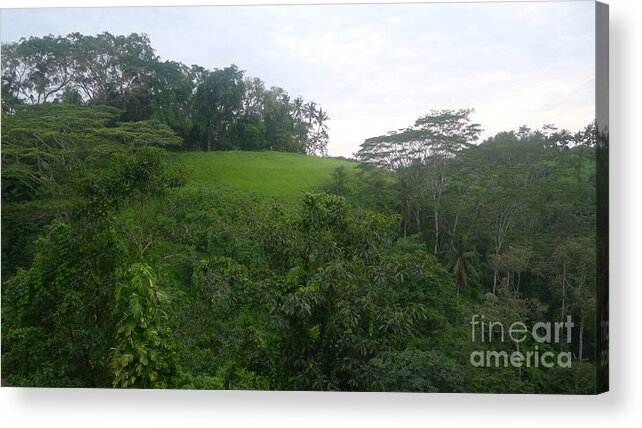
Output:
1,0,640,427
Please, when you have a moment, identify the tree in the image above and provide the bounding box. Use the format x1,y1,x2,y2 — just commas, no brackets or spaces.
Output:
144,60,194,138
1,103,122,275
303,101,317,131
110,263,180,388
445,236,479,297
263,86,295,152
82,146,184,260
291,96,308,151
291,96,304,122
267,193,452,390
311,107,330,156
488,202,519,294
301,101,330,156
66,32,157,108
358,109,482,254
1,35,74,104
193,65,245,151
1,220,126,387
329,166,349,196
356,108,482,170
550,238,596,357
2,132,184,388
394,168,421,240
242,77,266,118
92,119,183,151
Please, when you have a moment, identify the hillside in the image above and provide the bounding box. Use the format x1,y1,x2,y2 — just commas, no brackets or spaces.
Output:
177,151,359,197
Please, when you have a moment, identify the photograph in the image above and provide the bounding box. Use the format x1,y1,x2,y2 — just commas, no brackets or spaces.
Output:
1,0,608,395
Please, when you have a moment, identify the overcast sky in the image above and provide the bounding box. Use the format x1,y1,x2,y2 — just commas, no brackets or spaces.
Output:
1,1,595,157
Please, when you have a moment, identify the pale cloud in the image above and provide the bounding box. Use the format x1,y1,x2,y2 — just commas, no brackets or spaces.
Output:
1,1,595,157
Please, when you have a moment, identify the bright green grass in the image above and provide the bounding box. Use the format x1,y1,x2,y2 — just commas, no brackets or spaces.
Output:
177,151,359,197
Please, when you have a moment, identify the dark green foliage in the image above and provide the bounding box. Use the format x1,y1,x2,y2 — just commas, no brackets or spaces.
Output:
270,194,429,390
154,192,457,391
92,120,183,149
2,106,187,388
2,220,126,387
193,65,245,151
354,117,599,393
110,263,180,388
446,236,479,297
329,166,348,196
2,32,329,155
1,103,184,276
367,350,464,392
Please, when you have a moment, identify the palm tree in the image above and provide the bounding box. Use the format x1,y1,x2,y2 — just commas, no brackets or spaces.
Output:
314,107,330,156
303,101,317,130
291,96,304,121
315,107,329,134
445,236,479,297
291,97,307,151
302,101,318,154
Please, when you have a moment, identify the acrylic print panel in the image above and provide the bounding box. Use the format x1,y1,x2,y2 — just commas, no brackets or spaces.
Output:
0,1,608,393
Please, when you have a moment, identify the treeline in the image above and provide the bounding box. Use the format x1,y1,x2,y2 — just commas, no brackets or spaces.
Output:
1,32,329,155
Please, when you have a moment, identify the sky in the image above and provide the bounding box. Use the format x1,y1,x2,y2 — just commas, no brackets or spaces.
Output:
0,1,596,157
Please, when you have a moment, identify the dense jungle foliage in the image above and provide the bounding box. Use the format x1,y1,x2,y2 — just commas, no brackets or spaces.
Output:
1,33,602,393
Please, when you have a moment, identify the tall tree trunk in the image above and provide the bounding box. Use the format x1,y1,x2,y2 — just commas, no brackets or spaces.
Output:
560,261,567,352
492,245,500,295
579,316,584,362
492,271,497,295
578,271,584,362
450,211,460,250
433,203,439,255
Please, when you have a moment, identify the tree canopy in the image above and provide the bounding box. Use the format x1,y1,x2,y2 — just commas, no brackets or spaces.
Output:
2,32,330,155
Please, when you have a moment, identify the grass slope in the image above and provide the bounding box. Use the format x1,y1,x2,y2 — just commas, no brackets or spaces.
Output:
178,151,358,197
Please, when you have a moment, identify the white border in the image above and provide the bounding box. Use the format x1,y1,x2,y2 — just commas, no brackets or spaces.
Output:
1,1,640,427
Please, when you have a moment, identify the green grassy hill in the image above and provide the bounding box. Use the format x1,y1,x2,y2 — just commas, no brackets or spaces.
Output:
177,151,359,197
